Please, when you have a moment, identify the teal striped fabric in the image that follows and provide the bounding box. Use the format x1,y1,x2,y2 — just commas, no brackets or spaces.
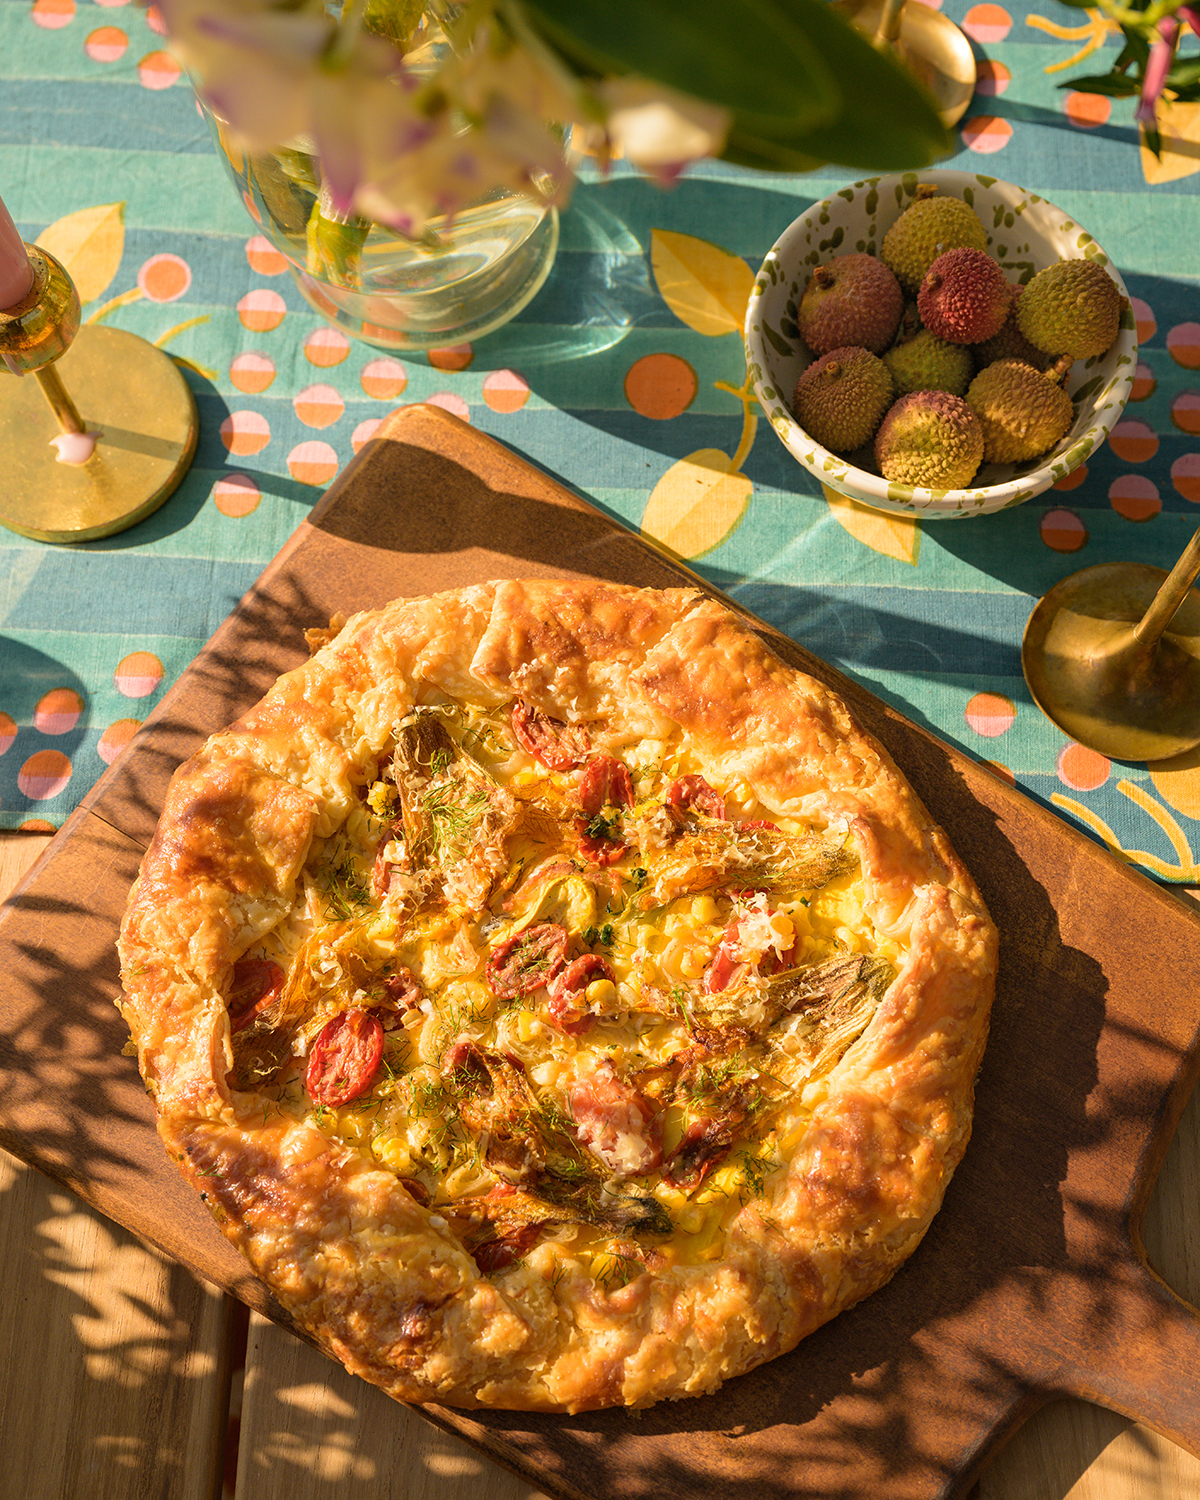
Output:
2,0,1200,883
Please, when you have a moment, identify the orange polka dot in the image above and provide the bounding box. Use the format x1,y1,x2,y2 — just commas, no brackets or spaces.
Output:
483,369,531,414
983,760,1016,785
18,749,72,800
293,383,344,429
287,441,339,486
1053,465,1088,491
1109,475,1161,521
229,351,275,394
962,4,1011,41
245,235,288,276
114,651,164,699
625,353,698,420
361,357,408,400
975,61,1011,97
220,410,271,456
85,25,127,61
428,344,473,372
212,474,261,517
1172,393,1200,434
964,692,1016,738
1171,453,1200,502
425,392,471,422
97,718,141,766
304,327,351,368
242,190,262,226
961,115,1013,154
31,0,74,28
352,418,381,454
1107,420,1158,463
1132,298,1157,345
1057,742,1110,791
136,252,191,303
237,289,286,332
1064,92,1110,128
34,688,84,736
94,0,131,8
1040,507,1088,552
1168,323,1200,369
137,48,180,89
19,818,57,832
1129,362,1156,402
0,711,17,755
143,2,166,33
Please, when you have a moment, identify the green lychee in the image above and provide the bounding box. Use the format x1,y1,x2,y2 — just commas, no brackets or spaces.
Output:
917,248,1010,345
797,253,904,356
965,356,1075,463
883,325,973,397
874,390,984,489
880,187,990,298
792,346,895,453
1016,259,1122,359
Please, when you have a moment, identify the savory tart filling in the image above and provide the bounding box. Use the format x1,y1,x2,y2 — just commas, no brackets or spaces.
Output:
226,698,901,1283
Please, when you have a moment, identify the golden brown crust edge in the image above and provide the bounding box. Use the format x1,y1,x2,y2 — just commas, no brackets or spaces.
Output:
118,579,998,1414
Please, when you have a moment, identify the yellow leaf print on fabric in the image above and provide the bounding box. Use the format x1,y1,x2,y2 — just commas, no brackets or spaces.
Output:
36,202,126,305
651,230,755,338
1150,746,1200,820
821,485,921,565
1140,102,1200,185
642,449,753,559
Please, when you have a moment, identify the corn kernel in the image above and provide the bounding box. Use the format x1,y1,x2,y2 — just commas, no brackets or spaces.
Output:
585,978,617,1008
679,946,708,981
690,894,719,925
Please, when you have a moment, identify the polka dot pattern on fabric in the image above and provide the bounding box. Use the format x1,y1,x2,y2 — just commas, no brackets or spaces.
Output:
962,4,1011,42
18,750,72,800
964,693,1016,738
98,719,141,765
212,474,261,517
138,253,191,302
114,652,164,699
961,115,1013,153
361,358,408,399
294,384,345,428
1109,475,1161,521
1057,743,1110,791
34,688,83,735
1168,323,1200,368
85,26,127,61
137,49,180,89
220,410,271,455
237,290,286,332
625,354,698,420
1040,508,1088,551
287,441,339,485
428,345,473,372
483,370,531,413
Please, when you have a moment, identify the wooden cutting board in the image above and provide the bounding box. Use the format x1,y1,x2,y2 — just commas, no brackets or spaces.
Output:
2,403,1199,1500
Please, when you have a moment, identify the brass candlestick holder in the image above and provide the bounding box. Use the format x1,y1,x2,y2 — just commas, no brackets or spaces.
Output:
834,0,978,128
1022,527,1200,763
0,241,197,543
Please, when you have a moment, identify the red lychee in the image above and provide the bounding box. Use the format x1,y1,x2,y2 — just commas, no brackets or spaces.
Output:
917,248,1010,346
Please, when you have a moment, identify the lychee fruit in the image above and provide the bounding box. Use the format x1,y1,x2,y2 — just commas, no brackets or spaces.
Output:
874,390,984,489
965,356,1075,463
1016,259,1122,359
797,253,904,356
917,249,1010,345
972,283,1050,373
792,346,895,453
880,187,990,298
883,325,974,397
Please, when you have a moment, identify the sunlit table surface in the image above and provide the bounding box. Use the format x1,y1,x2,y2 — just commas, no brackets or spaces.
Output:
1,827,1198,1500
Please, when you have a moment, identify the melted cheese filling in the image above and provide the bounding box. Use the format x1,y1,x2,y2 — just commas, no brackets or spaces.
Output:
230,701,908,1280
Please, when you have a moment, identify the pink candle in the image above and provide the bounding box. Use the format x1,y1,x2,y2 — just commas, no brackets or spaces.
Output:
0,195,33,308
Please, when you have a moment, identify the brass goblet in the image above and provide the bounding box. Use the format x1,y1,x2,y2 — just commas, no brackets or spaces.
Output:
1022,527,1200,763
834,0,978,128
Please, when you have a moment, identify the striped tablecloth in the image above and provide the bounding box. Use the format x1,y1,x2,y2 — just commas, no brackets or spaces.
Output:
2,0,1200,882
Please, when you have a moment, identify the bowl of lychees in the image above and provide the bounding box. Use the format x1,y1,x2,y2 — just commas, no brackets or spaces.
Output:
744,170,1138,519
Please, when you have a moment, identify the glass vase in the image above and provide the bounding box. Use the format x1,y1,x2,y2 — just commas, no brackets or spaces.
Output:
202,106,559,352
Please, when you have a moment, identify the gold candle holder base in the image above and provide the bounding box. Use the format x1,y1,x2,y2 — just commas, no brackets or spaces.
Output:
834,0,978,128
1022,529,1200,763
0,323,198,544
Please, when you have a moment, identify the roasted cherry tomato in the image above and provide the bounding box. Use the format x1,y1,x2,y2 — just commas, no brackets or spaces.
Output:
578,754,634,815
305,1009,384,1107
510,700,592,771
227,957,285,1034
665,774,726,820
485,923,569,998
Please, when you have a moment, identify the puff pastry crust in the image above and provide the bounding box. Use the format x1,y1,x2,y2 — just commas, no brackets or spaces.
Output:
118,580,997,1413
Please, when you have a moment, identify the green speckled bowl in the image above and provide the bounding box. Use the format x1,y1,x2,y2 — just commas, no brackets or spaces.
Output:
744,171,1137,519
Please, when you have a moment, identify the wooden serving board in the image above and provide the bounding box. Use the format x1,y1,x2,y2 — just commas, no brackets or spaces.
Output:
2,403,1200,1500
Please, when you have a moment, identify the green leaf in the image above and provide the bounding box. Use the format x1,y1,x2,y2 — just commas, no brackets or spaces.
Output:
519,0,949,173
519,0,839,133
1057,74,1141,96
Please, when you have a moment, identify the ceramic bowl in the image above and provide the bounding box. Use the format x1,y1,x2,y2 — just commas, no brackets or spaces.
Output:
743,170,1138,519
